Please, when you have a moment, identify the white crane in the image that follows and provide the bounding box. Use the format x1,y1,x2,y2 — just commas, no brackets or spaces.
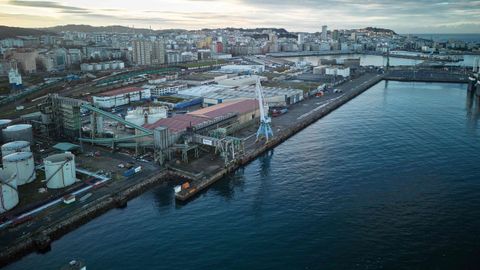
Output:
255,78,273,142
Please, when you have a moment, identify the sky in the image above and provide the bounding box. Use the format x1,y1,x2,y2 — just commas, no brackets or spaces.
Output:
0,0,479,33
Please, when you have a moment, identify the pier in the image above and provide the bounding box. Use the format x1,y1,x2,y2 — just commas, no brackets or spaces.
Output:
0,69,472,267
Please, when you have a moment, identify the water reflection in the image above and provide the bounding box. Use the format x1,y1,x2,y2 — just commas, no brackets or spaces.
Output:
152,182,175,209
209,169,246,201
259,150,274,178
466,85,480,131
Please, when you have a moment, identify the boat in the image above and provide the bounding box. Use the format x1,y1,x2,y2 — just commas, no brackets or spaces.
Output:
61,260,86,270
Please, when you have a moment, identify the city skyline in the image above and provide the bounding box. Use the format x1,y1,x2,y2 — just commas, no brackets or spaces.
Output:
0,0,479,34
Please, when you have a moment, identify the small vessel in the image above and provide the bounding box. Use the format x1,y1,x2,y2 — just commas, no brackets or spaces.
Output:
61,260,86,270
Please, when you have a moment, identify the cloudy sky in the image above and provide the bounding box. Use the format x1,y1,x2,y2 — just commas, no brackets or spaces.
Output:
0,0,479,33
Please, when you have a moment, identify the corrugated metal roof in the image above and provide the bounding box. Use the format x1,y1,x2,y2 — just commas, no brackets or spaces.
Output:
189,99,258,119
145,99,258,132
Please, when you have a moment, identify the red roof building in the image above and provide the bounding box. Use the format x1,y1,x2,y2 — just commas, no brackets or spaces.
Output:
144,99,259,133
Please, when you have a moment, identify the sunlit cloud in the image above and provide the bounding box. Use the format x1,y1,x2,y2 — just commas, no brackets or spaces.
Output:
0,0,479,33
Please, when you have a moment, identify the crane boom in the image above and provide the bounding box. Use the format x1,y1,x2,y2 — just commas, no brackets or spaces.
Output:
255,78,273,142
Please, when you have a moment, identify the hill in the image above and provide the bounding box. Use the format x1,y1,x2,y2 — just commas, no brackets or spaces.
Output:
41,24,178,35
0,25,54,39
363,27,397,35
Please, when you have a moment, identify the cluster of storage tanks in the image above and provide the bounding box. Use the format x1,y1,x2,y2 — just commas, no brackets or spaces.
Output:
125,107,167,127
0,120,77,213
80,61,125,72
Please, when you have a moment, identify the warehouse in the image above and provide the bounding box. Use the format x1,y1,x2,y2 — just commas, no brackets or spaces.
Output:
144,82,188,97
218,65,265,74
92,87,151,109
217,75,267,87
325,66,351,77
144,99,259,133
180,73,228,86
189,99,259,125
178,84,303,107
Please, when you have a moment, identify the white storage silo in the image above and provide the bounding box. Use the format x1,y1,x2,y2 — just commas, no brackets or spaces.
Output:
3,152,36,186
102,62,111,70
1,141,30,157
110,61,119,70
44,152,76,189
125,107,167,126
146,107,168,124
118,62,125,69
0,119,12,143
0,169,19,213
2,124,33,143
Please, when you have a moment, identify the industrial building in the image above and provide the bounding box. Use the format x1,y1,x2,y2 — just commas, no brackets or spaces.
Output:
80,61,125,72
144,82,188,97
325,66,351,77
181,73,229,86
218,65,265,74
177,84,303,107
217,75,266,87
92,87,151,109
144,99,259,133
189,99,259,125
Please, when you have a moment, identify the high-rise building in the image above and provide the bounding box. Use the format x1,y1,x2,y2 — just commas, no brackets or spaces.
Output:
132,40,152,66
12,50,38,74
322,25,328,40
332,30,339,41
297,33,305,45
152,40,166,65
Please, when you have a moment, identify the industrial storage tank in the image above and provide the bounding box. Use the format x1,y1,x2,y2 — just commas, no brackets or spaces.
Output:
110,61,119,69
125,107,167,127
94,63,102,71
1,141,30,157
2,152,36,186
0,119,12,143
44,152,76,189
2,124,33,143
0,169,19,213
102,62,111,70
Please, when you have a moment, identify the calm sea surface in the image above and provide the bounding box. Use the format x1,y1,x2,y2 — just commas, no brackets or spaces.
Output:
6,81,480,270
414,34,480,43
283,54,478,67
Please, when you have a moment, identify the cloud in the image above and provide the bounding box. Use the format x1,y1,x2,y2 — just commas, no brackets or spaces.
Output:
9,0,88,12
2,0,480,33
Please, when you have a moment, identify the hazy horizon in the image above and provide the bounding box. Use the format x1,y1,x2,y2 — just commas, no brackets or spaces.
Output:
0,0,479,34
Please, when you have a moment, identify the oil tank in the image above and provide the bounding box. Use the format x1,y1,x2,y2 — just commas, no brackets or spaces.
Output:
0,169,19,213
0,119,12,143
2,124,33,143
1,141,31,157
44,152,76,189
2,151,36,186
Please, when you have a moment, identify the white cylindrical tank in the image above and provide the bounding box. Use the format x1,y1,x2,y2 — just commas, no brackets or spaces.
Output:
102,62,111,70
1,141,31,157
2,124,33,143
0,169,19,213
0,119,12,143
2,152,36,186
125,114,145,127
118,62,125,69
125,107,167,126
44,152,76,189
110,61,119,69
146,107,168,124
